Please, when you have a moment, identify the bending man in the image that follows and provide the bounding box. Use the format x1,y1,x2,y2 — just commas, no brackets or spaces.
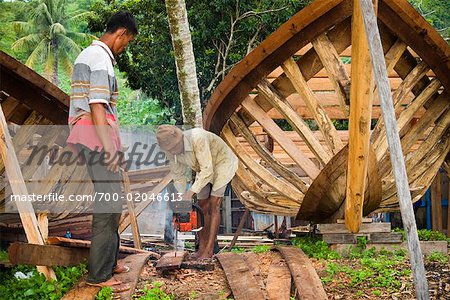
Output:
156,125,238,259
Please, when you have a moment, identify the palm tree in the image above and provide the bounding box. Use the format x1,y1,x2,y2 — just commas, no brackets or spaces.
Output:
165,0,203,128
11,0,94,86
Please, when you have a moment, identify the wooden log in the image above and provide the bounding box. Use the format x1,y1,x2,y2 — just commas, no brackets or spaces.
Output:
317,222,391,234
345,0,376,233
241,96,320,179
266,260,291,300
0,105,55,280
122,171,142,249
276,246,327,300
257,79,332,165
312,33,350,114
358,0,429,298
155,251,187,271
8,242,89,266
60,277,100,300
216,252,266,300
282,57,344,155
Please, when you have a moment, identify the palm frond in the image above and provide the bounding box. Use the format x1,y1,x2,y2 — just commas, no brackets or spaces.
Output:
66,31,96,45
25,40,48,68
11,34,44,53
60,52,73,76
44,43,56,79
58,34,82,56
12,21,33,36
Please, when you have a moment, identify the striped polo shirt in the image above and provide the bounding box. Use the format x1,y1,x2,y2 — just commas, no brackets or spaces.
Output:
67,40,121,152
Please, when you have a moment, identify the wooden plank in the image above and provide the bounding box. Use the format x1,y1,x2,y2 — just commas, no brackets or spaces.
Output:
344,0,376,234
276,246,327,300
155,251,187,271
0,105,55,280
119,174,171,233
122,171,142,249
266,260,291,300
114,253,153,299
358,0,429,298
312,34,350,113
230,208,250,249
8,242,89,266
241,96,320,179
230,113,309,193
60,276,100,300
317,222,391,234
257,79,332,165
431,172,442,232
46,237,155,256
282,57,344,155
216,252,266,300
241,252,267,297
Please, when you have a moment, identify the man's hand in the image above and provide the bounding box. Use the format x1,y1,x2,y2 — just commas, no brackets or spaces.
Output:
181,190,195,201
103,147,122,173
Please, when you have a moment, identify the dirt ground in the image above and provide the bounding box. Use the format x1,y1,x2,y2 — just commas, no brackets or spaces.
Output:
134,249,450,300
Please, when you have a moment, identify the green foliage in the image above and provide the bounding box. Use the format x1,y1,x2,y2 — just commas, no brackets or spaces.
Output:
230,246,246,253
96,287,113,300
134,282,174,300
426,251,449,264
0,263,86,300
0,250,8,262
251,245,271,253
291,237,340,260
88,0,313,122
393,228,450,242
408,0,450,42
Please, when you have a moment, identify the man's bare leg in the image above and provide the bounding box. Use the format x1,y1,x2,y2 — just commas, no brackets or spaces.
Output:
197,196,222,259
192,199,210,258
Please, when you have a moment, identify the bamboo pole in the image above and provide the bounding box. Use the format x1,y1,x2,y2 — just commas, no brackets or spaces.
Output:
358,0,429,298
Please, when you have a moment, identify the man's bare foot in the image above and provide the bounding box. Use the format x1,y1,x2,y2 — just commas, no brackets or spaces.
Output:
113,264,130,274
196,252,213,260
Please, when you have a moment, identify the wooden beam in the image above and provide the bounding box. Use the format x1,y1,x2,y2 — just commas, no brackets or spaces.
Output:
282,57,344,154
241,96,320,179
222,124,304,201
358,0,429,298
122,171,142,249
431,172,442,232
155,251,187,271
229,208,250,249
266,260,291,300
8,242,89,266
230,113,309,193
345,0,376,233
119,174,171,233
0,105,55,280
257,79,332,165
312,33,351,114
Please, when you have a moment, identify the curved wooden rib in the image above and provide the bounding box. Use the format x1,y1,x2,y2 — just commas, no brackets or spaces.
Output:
204,0,450,222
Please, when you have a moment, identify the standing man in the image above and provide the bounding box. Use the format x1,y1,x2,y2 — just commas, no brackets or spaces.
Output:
156,125,238,259
67,11,138,290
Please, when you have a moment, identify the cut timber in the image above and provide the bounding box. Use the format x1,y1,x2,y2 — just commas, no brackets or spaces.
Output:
266,259,291,300
46,237,157,256
317,222,391,234
276,246,327,300
312,34,350,113
229,208,250,249
155,251,187,271
431,173,442,232
216,252,266,300
8,242,89,266
282,57,344,155
0,105,55,280
60,277,100,300
345,0,376,234
241,252,267,297
122,171,142,249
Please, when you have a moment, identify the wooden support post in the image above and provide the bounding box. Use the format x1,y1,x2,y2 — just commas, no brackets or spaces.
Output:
358,0,429,298
0,105,55,280
344,0,376,233
122,171,142,249
431,172,442,232
229,208,250,249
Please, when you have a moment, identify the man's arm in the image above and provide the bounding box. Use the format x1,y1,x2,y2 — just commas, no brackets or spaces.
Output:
189,134,214,195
